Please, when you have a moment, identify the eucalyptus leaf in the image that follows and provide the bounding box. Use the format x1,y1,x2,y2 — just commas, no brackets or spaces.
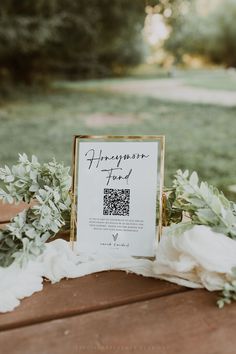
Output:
173,170,236,239
0,154,71,267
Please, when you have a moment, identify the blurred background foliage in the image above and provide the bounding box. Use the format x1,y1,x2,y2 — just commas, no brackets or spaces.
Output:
0,0,145,85
165,0,236,67
1,0,236,85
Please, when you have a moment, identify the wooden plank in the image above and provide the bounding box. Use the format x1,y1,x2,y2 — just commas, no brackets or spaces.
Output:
0,290,234,354
0,201,29,224
0,272,186,331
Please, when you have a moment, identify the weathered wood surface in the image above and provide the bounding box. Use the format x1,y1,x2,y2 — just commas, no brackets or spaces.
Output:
0,201,29,224
1,290,235,354
0,202,234,354
0,272,186,331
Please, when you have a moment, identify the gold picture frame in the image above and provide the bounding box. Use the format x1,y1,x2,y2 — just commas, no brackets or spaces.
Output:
70,135,165,256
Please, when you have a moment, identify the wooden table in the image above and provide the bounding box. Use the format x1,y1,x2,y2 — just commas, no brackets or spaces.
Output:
0,202,236,354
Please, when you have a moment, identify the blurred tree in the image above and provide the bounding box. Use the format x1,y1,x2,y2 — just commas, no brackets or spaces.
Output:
0,0,146,84
95,0,146,75
165,0,236,67
0,0,62,83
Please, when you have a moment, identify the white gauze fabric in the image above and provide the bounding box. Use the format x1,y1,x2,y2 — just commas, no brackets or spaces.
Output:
0,225,236,313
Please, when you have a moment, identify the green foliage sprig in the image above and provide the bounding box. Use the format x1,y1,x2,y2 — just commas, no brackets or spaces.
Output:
169,170,236,238
217,267,236,308
166,170,236,308
0,154,71,267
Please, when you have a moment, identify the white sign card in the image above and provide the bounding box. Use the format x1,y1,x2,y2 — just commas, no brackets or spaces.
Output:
70,136,165,258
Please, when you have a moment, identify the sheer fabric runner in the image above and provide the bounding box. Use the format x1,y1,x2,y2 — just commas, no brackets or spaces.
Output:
1,225,236,312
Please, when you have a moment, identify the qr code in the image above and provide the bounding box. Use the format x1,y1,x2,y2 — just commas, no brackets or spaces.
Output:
103,188,130,216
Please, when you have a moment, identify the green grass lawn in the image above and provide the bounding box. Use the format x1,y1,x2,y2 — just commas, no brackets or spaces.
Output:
180,68,236,91
130,65,236,91
54,67,236,92
126,65,236,91
0,81,235,199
